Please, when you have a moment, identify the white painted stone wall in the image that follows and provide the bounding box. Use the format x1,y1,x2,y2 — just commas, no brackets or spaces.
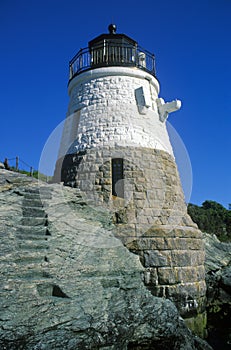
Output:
58,67,179,159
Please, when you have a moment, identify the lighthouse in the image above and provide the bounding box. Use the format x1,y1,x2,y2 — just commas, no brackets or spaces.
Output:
54,25,207,336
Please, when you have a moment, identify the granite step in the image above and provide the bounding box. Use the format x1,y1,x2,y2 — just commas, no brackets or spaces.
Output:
22,198,43,207
16,225,49,235
22,207,47,218
2,270,52,281
17,241,49,251
14,253,46,264
24,187,40,193
23,187,53,200
20,217,48,226
16,270,52,280
23,192,41,200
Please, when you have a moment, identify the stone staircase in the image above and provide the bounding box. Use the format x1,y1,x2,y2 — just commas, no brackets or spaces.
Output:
0,170,73,304
14,185,53,281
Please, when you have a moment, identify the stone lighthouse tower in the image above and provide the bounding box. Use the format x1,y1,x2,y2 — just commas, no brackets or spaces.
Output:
54,25,206,335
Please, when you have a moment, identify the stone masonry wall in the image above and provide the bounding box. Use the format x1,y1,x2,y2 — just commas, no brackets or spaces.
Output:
57,67,174,160
55,146,206,328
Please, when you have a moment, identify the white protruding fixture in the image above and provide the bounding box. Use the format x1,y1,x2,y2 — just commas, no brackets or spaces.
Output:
156,98,182,122
138,52,146,68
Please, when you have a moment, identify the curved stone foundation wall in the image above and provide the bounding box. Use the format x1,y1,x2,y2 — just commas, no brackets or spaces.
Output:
54,146,206,327
55,147,186,223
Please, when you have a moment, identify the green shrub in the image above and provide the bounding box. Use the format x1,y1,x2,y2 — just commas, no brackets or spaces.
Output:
188,200,231,242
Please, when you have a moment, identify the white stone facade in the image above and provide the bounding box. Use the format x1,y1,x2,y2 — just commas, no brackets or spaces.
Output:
58,67,180,159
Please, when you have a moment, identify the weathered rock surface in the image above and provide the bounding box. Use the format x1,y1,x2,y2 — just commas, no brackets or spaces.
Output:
0,170,212,349
203,232,231,348
204,232,231,306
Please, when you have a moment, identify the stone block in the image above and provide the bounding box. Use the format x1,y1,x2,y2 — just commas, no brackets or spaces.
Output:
115,224,136,239
125,210,136,223
171,250,192,267
22,207,46,218
136,216,150,225
129,238,167,250
143,250,171,267
133,192,146,200
165,281,207,299
179,238,203,250
176,266,205,283
190,250,205,266
158,267,177,285
135,199,146,209
90,164,99,172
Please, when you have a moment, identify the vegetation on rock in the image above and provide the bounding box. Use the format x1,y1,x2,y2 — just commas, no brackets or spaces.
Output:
7,167,52,182
188,200,231,242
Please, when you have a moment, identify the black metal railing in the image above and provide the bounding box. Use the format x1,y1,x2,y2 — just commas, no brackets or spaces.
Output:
69,44,156,80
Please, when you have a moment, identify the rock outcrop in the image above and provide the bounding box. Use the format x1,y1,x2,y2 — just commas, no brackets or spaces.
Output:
203,232,231,348
0,169,212,349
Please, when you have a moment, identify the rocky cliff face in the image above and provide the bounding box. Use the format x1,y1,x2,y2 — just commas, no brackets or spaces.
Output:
203,233,231,348
0,169,212,349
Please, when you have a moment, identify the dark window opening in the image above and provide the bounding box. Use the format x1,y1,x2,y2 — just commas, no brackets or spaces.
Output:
112,158,124,198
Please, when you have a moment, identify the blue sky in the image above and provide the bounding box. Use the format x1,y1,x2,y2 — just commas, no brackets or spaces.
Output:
0,0,230,208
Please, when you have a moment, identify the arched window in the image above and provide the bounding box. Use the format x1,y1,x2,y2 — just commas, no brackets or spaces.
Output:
112,158,124,198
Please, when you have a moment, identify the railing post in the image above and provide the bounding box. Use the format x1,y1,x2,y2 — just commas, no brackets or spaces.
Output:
69,64,73,80
16,156,19,171
4,158,10,170
79,48,83,70
30,167,33,177
152,54,156,76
